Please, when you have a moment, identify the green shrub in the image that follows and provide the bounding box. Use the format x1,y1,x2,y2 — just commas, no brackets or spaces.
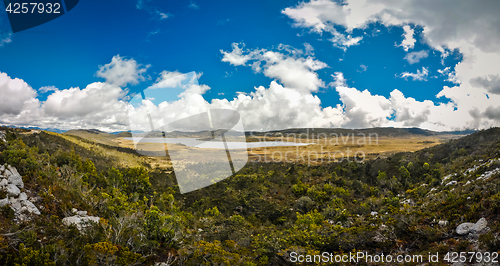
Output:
1,205,14,219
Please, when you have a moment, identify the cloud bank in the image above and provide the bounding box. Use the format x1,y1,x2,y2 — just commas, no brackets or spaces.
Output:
0,46,487,132
280,0,500,129
1,0,500,132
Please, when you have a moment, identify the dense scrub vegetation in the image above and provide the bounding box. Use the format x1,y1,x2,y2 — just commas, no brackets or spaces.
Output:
0,127,499,265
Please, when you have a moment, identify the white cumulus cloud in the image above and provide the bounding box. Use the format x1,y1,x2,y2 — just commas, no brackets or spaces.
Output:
0,73,38,115
221,43,328,93
399,67,429,81
280,0,500,130
96,55,149,87
282,0,364,51
399,25,415,51
404,50,429,64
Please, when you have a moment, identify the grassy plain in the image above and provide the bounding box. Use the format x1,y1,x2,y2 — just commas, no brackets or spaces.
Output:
245,134,462,164
60,129,465,168
110,133,464,166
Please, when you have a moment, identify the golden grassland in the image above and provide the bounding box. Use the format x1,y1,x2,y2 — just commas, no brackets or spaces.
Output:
112,134,464,166
246,135,462,164
57,129,465,168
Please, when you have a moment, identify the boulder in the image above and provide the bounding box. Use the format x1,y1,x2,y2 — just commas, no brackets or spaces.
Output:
2,169,12,179
0,198,8,207
0,165,5,173
7,165,24,188
456,223,475,235
6,184,20,197
76,210,87,216
470,218,487,234
18,192,27,201
9,198,22,211
62,214,100,231
21,200,41,215
84,216,100,223
456,218,488,235
62,216,82,227
438,220,449,226
0,178,7,186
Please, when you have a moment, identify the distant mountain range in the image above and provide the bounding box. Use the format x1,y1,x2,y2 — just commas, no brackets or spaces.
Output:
2,125,477,138
247,127,477,138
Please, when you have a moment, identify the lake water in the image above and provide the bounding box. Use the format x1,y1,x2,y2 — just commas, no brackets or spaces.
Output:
124,137,311,149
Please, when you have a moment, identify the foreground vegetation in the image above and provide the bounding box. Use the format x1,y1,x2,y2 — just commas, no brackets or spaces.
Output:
0,127,499,265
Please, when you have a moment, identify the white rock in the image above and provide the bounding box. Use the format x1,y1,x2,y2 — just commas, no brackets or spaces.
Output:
76,210,88,216
0,198,8,207
438,220,449,226
84,216,100,223
7,165,23,189
0,179,7,186
21,200,40,215
456,223,475,235
3,169,12,178
62,215,100,231
456,218,488,235
476,168,500,181
401,199,414,205
72,208,78,213
442,174,453,181
0,165,5,173
9,198,22,211
445,181,457,186
6,184,20,197
19,192,27,201
370,211,378,216
62,216,81,227
471,218,487,234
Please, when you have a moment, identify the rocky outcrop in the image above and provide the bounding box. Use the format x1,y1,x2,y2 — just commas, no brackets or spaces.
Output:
0,131,6,143
0,164,41,221
6,165,24,188
6,184,20,197
62,208,100,231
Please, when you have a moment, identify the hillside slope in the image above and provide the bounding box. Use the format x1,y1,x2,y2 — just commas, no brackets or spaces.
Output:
0,126,499,265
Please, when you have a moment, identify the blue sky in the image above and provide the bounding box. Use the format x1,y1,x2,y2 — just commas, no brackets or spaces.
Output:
0,0,499,131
